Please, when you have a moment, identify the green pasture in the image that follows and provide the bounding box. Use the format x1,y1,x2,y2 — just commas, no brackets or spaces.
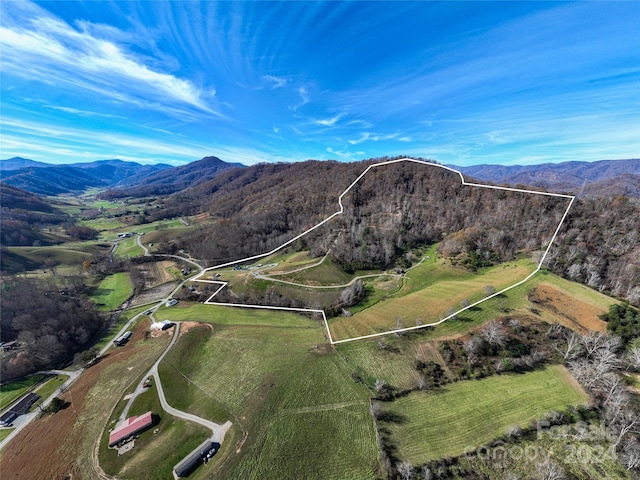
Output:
114,237,144,259
0,429,14,442
155,309,379,479
80,217,127,232
31,375,70,409
91,272,133,311
379,365,588,464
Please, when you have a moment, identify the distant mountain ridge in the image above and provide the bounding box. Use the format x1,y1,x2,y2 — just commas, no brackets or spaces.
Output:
1,156,637,198
100,156,245,197
453,159,640,197
0,158,172,195
0,157,50,171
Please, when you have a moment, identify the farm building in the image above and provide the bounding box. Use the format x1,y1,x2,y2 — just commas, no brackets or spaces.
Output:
108,411,154,447
150,320,175,331
0,392,40,426
173,439,219,478
113,331,132,347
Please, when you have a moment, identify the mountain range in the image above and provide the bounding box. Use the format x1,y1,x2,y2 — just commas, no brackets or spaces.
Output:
0,156,638,198
455,159,640,197
0,158,172,195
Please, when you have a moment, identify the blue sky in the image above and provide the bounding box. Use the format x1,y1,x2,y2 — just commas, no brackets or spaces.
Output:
1,1,638,166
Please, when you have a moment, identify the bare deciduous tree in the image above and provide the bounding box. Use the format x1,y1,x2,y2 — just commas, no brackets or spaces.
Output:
480,321,506,348
535,458,565,480
625,345,640,371
620,437,640,471
397,461,413,480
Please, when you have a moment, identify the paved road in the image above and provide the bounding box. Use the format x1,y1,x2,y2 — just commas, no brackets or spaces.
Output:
148,323,233,443
0,369,83,451
1,236,210,453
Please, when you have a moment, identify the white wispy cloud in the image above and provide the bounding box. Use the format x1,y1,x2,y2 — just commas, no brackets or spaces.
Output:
0,1,217,116
262,75,287,88
44,105,122,119
289,86,311,112
348,132,409,145
326,147,356,159
312,113,346,127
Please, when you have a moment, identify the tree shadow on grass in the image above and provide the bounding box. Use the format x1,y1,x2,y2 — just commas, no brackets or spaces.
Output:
376,411,408,424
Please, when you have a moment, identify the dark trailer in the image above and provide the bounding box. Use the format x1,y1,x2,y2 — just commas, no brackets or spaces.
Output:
173,440,219,478
113,331,132,347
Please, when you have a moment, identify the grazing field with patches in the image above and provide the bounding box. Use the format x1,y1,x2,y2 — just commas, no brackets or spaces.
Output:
135,260,176,288
91,272,133,311
378,365,589,464
155,310,379,479
529,281,614,333
337,340,421,390
114,236,144,259
329,257,537,341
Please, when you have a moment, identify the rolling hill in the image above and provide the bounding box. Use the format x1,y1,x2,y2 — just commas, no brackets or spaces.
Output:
0,183,70,246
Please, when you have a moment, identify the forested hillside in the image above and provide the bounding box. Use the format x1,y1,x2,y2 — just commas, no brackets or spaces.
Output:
143,158,639,307
159,158,566,271
0,183,70,246
545,196,640,304
0,277,105,381
100,156,243,197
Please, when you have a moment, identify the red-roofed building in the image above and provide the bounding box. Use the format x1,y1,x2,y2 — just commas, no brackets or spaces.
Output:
109,411,154,447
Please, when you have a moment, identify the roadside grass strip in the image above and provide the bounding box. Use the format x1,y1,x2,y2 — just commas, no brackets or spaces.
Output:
0,375,46,411
378,365,589,464
190,158,575,344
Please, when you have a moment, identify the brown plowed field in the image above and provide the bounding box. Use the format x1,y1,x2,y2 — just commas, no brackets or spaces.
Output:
529,283,607,333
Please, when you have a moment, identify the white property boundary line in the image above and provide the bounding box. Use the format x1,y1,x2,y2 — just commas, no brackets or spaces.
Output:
191,158,575,345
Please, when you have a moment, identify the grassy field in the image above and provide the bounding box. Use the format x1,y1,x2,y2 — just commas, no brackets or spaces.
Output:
0,429,14,442
91,272,133,311
80,217,127,232
330,257,537,341
379,365,589,464
154,309,380,479
31,375,70,409
7,246,93,268
0,375,46,411
114,236,144,259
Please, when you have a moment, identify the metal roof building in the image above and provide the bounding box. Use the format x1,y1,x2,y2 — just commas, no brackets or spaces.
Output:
173,439,219,478
108,411,154,447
